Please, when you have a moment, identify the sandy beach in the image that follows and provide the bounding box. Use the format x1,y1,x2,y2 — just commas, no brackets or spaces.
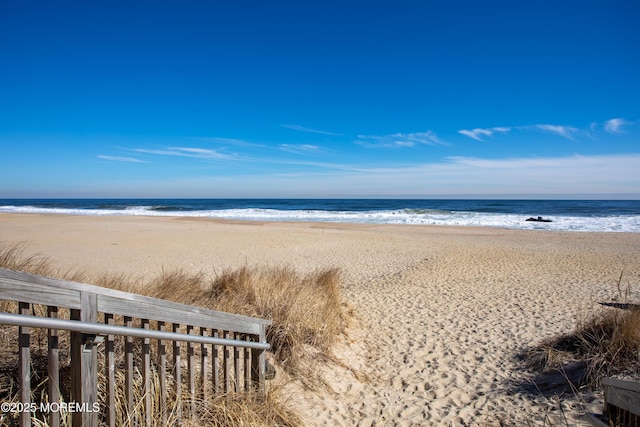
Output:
2,213,640,425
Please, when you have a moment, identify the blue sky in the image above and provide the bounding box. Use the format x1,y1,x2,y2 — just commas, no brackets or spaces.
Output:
1,1,639,198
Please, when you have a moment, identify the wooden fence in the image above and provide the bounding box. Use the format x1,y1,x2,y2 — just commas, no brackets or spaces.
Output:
603,377,640,426
0,267,272,427
585,377,640,427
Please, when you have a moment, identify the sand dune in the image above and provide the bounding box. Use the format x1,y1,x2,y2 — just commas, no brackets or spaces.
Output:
2,213,639,425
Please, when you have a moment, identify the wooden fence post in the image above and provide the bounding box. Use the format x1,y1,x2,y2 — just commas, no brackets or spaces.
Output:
104,313,116,427
224,331,232,393
70,292,98,427
47,306,60,427
19,301,30,427
251,324,267,393
142,319,151,427
187,325,195,416
200,328,209,400
245,335,252,392
172,323,182,425
157,321,167,426
234,333,241,393
124,316,134,419
212,330,220,393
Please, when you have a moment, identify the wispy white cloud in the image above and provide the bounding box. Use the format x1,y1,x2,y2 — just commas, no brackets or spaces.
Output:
458,127,511,141
458,129,492,141
97,155,147,163
447,155,590,170
356,131,445,148
604,118,630,133
458,123,582,141
534,124,580,139
278,144,321,154
133,147,237,160
189,136,265,148
282,124,343,136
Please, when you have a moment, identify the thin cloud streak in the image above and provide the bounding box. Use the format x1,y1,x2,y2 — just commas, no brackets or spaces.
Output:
97,155,147,163
356,131,445,148
189,136,264,147
534,124,580,139
282,124,343,136
278,144,321,154
133,147,237,160
458,127,511,141
457,118,640,141
458,123,582,140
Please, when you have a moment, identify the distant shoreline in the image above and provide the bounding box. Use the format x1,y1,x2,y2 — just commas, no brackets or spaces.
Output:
1,211,636,235
2,198,639,232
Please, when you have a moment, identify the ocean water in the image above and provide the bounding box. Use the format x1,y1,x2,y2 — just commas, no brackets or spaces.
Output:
1,199,639,232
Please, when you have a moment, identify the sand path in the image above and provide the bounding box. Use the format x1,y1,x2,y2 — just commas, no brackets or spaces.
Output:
293,228,640,426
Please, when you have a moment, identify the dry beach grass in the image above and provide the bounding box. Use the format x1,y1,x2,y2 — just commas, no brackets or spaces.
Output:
0,243,327,426
1,213,640,425
524,278,640,389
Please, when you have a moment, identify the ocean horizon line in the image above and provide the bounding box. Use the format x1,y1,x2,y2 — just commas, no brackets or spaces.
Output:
2,194,639,200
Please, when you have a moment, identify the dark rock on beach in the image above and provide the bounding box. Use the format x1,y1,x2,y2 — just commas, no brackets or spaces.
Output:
526,216,553,223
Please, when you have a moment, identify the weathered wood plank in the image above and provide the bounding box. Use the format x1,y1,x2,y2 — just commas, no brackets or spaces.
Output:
47,306,60,427
0,268,89,294
234,332,241,392
142,319,151,427
19,302,30,427
105,313,116,427
0,269,271,329
224,331,232,393
251,324,267,392
245,335,252,392
187,325,195,416
212,330,220,394
0,278,81,309
70,292,98,427
97,294,267,335
200,328,208,400
157,321,167,426
124,316,134,419
172,323,182,424
604,377,640,416
604,377,640,393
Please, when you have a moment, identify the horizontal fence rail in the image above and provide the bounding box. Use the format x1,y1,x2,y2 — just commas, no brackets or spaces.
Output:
0,268,272,427
0,313,271,350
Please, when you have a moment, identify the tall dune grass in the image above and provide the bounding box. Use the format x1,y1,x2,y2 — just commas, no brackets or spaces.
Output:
0,241,53,276
527,306,640,387
524,273,640,388
0,242,350,426
0,242,350,377
149,266,349,370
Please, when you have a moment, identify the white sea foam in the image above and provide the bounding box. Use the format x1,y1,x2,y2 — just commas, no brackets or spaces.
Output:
1,205,638,232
